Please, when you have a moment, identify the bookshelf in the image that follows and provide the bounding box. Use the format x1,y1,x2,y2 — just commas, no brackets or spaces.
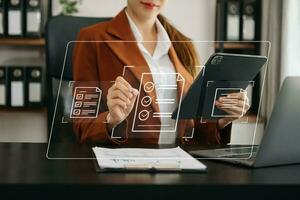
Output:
0,37,47,142
0,38,46,111
215,0,262,116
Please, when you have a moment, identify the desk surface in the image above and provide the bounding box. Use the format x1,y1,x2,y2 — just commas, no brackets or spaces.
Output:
1,143,300,199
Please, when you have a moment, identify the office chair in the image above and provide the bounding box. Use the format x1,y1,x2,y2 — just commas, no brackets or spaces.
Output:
45,15,111,142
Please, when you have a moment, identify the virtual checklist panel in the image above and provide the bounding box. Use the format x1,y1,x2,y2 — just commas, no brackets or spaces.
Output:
132,73,185,133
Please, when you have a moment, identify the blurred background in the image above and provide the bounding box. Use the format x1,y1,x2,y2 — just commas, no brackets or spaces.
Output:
0,0,299,145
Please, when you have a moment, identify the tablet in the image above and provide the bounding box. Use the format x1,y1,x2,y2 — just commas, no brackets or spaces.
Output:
172,53,268,120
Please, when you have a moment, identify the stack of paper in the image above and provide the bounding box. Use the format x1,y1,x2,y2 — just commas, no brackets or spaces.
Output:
92,146,206,172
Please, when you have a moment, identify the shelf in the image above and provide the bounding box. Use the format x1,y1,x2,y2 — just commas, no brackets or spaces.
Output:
0,107,47,113
215,42,256,50
0,38,45,46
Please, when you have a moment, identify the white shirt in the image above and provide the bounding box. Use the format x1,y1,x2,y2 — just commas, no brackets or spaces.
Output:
126,12,178,144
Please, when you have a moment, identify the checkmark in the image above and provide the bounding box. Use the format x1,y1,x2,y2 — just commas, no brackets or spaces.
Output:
144,82,155,93
141,96,152,107
138,110,150,121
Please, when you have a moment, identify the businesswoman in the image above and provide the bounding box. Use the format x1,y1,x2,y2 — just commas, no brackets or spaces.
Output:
73,0,249,145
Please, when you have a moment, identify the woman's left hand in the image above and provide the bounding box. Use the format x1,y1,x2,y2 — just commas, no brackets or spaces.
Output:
215,90,250,130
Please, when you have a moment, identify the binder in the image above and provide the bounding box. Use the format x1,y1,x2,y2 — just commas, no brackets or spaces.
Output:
0,0,5,37
9,67,25,107
226,0,241,41
26,66,42,106
215,0,223,41
242,0,256,41
25,0,42,37
7,0,24,37
0,66,8,107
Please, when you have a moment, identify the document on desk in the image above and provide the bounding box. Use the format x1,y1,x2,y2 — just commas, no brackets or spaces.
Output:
92,147,206,172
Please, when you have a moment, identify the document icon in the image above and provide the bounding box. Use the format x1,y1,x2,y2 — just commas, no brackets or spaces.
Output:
212,88,245,118
70,87,102,119
132,73,185,133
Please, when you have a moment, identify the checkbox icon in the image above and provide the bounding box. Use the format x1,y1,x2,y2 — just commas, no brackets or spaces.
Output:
144,82,155,93
74,101,82,108
73,109,81,115
76,94,84,100
138,110,150,121
141,96,152,107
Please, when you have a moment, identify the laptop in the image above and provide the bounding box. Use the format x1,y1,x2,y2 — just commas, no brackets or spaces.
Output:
189,77,300,167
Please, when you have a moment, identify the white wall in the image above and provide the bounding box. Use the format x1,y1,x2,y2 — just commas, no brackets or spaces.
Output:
280,0,300,84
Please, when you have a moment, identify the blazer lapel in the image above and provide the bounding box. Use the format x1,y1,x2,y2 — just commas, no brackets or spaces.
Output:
105,9,197,139
105,9,160,114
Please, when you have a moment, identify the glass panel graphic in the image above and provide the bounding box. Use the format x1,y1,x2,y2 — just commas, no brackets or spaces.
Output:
47,41,270,161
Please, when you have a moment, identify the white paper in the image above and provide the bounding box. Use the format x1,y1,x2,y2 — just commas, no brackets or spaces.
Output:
93,146,206,171
0,13,3,34
8,10,22,35
11,81,24,107
0,85,6,105
27,11,41,33
29,82,41,102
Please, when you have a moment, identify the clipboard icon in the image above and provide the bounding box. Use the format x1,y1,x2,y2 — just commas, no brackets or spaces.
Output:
132,73,185,133
70,87,102,119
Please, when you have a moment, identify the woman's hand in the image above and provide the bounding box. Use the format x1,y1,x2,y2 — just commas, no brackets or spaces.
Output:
106,76,139,130
215,90,250,130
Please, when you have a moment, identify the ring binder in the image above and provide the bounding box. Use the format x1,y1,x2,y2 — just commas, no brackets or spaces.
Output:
26,66,43,106
0,66,8,107
243,0,256,41
226,0,241,41
7,0,24,37
0,0,5,37
9,67,25,107
25,0,42,37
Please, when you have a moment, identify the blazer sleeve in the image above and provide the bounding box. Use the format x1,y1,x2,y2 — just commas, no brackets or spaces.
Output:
72,29,128,144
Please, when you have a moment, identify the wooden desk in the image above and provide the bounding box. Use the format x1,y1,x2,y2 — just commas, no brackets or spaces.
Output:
0,143,299,199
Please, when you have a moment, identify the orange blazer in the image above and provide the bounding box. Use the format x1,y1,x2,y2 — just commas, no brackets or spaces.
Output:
72,9,231,145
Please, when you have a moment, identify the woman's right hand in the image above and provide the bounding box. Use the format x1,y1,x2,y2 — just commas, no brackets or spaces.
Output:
106,76,139,130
